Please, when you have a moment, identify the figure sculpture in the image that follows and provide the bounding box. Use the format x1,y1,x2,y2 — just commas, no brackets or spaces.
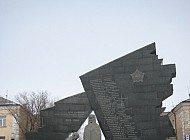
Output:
84,114,101,140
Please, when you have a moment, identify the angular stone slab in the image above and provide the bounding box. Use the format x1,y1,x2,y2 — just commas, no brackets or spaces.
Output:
80,43,176,140
26,92,92,140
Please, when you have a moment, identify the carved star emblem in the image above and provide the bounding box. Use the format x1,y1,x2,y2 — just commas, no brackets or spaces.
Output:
130,69,145,82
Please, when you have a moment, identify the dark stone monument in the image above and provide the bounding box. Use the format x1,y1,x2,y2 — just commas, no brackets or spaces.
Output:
26,92,92,140
26,43,176,140
80,43,176,140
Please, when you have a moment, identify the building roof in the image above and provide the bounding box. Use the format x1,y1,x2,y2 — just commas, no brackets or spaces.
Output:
0,97,16,105
181,98,190,103
170,98,190,113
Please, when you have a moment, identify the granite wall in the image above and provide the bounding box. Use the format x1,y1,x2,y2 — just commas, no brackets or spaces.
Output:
26,43,176,140
26,92,92,140
80,43,176,140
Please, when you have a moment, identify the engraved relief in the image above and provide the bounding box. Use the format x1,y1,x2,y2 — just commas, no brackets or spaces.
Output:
130,69,145,82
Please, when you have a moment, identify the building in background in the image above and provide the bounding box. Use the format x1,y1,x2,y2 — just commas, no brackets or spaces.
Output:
0,97,27,140
169,98,190,140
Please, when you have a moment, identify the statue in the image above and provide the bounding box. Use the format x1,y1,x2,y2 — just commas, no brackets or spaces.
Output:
84,114,101,140
65,132,79,140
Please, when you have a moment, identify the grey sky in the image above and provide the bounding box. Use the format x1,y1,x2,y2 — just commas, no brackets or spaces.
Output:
0,0,190,111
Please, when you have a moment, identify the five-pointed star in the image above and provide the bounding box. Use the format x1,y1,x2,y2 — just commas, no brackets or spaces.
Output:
130,69,145,82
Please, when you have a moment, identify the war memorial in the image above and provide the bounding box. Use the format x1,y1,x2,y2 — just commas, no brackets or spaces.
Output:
26,43,176,140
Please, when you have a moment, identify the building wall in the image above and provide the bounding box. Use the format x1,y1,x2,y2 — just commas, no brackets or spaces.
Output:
0,107,15,140
18,107,29,140
0,105,28,140
169,103,190,140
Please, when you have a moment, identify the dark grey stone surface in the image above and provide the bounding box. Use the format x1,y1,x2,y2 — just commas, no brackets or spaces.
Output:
80,43,176,140
26,92,92,140
26,43,176,140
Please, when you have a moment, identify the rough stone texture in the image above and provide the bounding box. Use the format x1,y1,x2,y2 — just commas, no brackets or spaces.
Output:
26,43,176,140
26,92,92,140
80,43,176,140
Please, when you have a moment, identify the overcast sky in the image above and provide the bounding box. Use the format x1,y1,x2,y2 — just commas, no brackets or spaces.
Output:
0,0,190,112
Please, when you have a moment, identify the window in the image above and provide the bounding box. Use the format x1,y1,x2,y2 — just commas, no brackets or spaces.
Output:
0,136,5,140
0,116,6,127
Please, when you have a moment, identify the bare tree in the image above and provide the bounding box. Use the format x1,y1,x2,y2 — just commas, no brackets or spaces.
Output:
8,91,54,139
